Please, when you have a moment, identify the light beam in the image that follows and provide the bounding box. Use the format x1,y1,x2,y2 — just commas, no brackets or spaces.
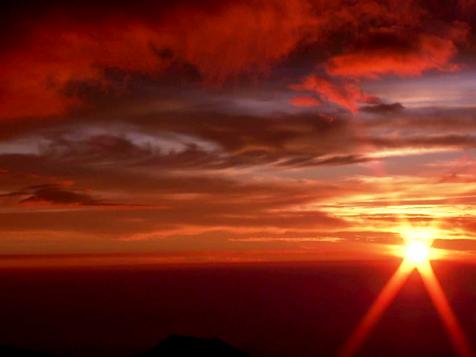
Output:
340,228,472,357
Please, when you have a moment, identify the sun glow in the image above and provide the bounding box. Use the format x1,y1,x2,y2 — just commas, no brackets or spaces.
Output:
405,240,430,265
341,224,472,357
396,226,442,263
399,226,437,243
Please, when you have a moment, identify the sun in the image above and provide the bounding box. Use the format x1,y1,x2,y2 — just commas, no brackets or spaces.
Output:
396,226,440,265
405,240,430,265
342,225,472,357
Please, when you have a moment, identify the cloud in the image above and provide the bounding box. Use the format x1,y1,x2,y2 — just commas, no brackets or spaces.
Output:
0,0,316,119
291,75,373,112
327,25,468,78
3,106,476,180
0,172,356,243
433,238,476,251
0,111,372,173
369,134,476,150
1,0,472,118
2,184,115,207
441,217,476,238
289,96,320,108
360,102,405,114
1,1,476,258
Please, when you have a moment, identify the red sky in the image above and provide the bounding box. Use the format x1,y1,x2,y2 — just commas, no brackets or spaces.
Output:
2,0,476,266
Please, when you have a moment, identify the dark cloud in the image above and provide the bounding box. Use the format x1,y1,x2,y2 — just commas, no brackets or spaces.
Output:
360,102,405,114
2,106,476,182
2,184,117,207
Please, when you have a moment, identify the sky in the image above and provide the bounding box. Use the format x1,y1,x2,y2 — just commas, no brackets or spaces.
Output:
2,0,476,266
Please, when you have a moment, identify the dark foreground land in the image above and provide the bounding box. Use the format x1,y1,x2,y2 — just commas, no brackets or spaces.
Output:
0,335,248,356
0,260,475,356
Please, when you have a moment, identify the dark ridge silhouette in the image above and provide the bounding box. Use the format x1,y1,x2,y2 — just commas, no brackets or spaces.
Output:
0,336,248,357
0,346,51,357
137,335,248,357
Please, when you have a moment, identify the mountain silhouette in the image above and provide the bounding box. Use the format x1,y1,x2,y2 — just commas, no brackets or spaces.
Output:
137,335,248,357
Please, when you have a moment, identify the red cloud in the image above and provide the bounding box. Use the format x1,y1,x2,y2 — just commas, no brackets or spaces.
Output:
327,26,468,78
291,75,371,112
289,96,320,108
0,0,316,120
0,0,471,119
0,24,166,119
